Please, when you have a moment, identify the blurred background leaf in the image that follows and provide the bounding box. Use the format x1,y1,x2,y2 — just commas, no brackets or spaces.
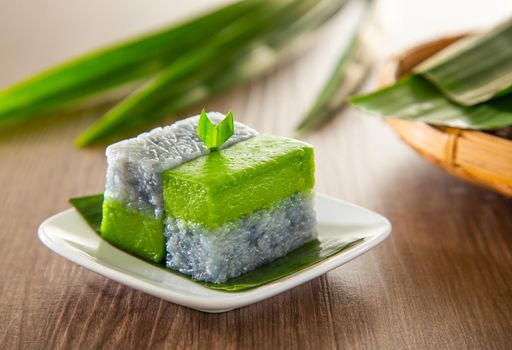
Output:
0,0,364,147
76,0,351,146
295,0,376,135
0,1,263,125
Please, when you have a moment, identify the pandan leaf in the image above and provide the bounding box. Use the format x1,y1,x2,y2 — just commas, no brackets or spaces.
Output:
75,0,350,146
295,0,375,134
0,1,263,125
69,194,104,233
69,193,364,292
75,0,282,146
350,75,512,130
416,17,512,106
197,110,234,151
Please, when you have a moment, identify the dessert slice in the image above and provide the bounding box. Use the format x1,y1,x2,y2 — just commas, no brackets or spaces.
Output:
162,134,316,283
101,113,257,262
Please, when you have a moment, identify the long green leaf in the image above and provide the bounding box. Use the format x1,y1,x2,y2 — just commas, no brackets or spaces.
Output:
76,0,350,147
416,17,512,106
350,75,512,129
76,1,286,146
295,0,375,134
194,0,351,106
0,1,263,125
69,193,364,292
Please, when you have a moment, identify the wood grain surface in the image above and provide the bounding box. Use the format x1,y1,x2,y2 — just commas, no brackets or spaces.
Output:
1,1,512,349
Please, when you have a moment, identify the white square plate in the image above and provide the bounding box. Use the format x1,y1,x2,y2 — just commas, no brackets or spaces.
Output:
38,193,391,313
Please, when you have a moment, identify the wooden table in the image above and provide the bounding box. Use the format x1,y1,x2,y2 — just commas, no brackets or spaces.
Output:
1,1,512,349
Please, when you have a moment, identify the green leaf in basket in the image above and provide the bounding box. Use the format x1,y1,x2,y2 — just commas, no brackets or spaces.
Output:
415,17,512,106
75,0,350,146
69,194,364,292
197,110,234,151
350,75,512,130
0,1,263,126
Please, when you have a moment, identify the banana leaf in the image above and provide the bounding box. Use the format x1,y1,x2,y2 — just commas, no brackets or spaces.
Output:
76,0,349,147
0,1,264,125
69,194,364,292
350,75,512,130
295,0,375,134
69,194,103,233
416,17,512,106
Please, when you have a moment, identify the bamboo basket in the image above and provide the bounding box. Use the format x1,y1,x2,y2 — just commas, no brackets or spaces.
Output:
379,35,512,197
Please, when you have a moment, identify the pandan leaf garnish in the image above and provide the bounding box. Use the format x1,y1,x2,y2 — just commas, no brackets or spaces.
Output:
197,110,234,151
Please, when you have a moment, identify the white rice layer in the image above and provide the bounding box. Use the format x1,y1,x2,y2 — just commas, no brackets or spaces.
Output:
164,191,317,283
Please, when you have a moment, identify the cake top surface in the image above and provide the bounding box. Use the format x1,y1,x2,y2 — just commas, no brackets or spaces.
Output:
162,134,315,227
165,134,314,188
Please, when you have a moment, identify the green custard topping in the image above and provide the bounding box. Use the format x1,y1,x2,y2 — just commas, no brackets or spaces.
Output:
100,199,165,262
162,134,315,228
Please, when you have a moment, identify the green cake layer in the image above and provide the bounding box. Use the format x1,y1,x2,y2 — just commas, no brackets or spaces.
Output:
100,199,165,262
162,135,315,228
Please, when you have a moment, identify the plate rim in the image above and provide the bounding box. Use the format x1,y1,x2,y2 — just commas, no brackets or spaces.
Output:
38,193,391,312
